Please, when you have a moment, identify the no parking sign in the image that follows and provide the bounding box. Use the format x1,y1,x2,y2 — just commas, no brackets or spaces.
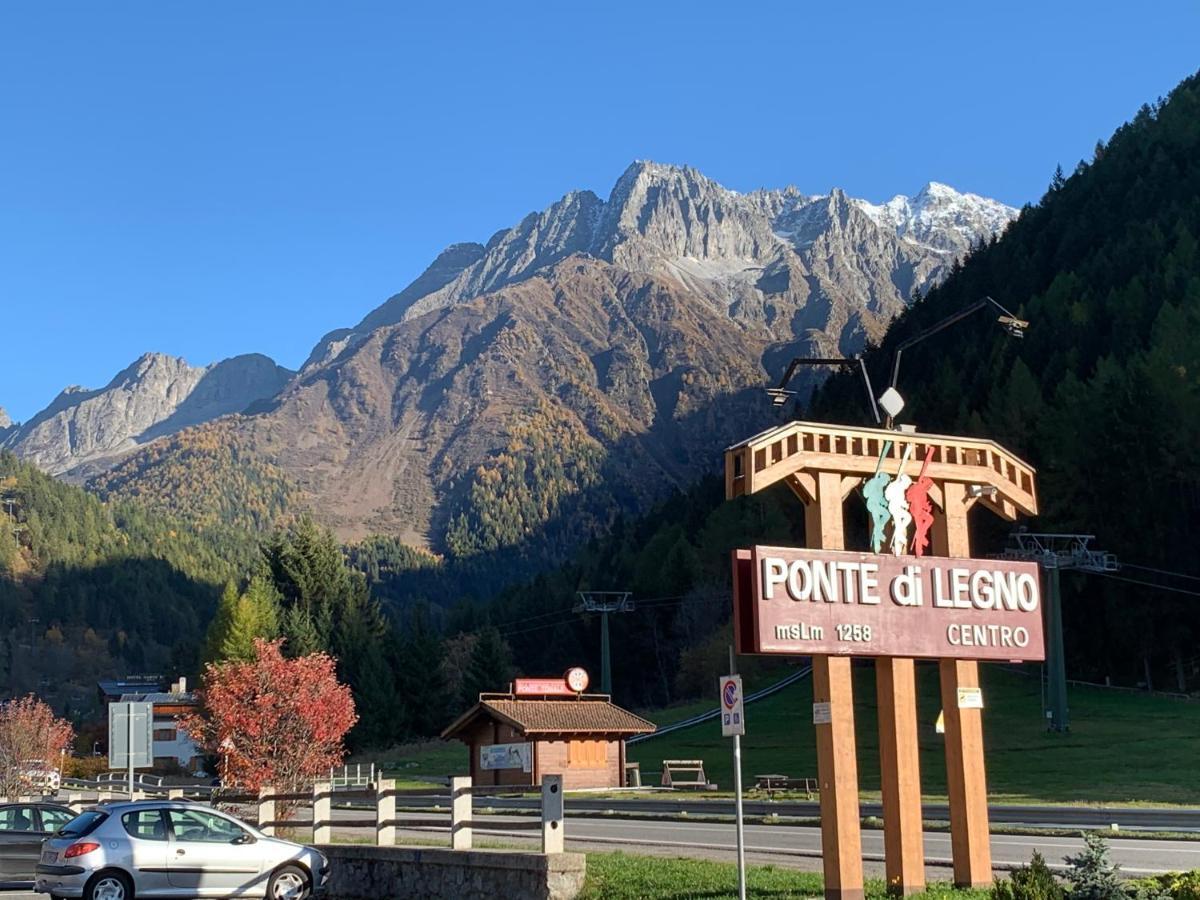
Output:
720,674,745,737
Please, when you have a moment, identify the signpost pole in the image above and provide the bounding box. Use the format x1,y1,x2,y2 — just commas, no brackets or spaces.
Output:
1045,566,1069,732
728,647,747,900
127,706,135,798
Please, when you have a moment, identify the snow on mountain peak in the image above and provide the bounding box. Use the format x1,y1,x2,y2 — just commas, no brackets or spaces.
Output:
851,182,1016,254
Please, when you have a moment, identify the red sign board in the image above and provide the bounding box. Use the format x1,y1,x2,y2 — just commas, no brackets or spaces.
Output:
514,677,573,696
732,545,1045,662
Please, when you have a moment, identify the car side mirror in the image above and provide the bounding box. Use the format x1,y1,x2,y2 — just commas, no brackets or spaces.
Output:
232,833,256,845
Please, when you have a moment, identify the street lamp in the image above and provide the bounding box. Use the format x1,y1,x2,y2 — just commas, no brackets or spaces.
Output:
767,357,881,425
883,295,1028,428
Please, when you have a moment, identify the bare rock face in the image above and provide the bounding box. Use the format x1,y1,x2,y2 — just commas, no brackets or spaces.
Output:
307,161,1016,371
4,352,293,475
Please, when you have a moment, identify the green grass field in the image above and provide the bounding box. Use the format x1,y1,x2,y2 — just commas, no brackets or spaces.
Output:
578,852,989,900
627,665,1200,805
355,666,1200,806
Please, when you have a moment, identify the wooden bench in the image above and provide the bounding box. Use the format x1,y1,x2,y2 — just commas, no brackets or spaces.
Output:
754,774,817,799
661,759,713,790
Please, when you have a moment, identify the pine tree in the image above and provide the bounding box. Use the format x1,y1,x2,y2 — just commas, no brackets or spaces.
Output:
1065,833,1127,900
395,606,449,737
460,627,514,708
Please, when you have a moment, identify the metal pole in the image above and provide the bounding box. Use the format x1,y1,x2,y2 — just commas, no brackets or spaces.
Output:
1046,566,1069,731
600,611,612,695
729,646,746,900
127,709,135,798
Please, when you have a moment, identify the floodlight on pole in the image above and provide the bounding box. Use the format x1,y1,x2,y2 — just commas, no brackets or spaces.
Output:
885,295,1029,428
767,356,880,425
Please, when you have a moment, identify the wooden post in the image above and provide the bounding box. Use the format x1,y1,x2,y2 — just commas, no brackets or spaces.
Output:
876,658,925,895
450,776,472,850
257,786,276,837
541,774,564,854
376,778,396,847
312,781,332,845
933,481,992,887
807,470,865,900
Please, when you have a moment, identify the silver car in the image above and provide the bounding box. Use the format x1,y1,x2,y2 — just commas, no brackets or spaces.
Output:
34,800,327,900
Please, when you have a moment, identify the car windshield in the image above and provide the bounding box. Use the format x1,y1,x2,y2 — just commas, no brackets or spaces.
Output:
58,810,107,837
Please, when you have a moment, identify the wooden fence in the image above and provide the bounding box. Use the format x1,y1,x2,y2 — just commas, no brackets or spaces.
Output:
10,774,567,854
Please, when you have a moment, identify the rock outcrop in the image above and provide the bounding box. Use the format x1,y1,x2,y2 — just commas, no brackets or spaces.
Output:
4,352,293,475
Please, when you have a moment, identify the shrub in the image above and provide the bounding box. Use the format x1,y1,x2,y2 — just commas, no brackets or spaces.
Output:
1132,872,1200,900
1066,833,1127,900
992,850,1065,900
62,756,108,780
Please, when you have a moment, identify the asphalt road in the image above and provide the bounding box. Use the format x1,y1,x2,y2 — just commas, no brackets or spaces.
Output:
387,793,1200,832
382,810,1200,877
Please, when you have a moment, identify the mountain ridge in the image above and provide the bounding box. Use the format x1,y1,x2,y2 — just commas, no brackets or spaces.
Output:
302,160,1017,371
3,351,294,475
17,160,1016,553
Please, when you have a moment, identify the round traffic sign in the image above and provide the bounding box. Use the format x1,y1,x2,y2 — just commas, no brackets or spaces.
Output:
723,680,738,709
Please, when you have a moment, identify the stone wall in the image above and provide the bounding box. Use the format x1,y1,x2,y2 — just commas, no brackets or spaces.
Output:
321,844,587,900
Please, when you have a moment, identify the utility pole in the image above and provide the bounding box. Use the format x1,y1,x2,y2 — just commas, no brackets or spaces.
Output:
999,532,1119,731
573,592,634,695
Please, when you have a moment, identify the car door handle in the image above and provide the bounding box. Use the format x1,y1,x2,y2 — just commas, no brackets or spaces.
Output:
175,849,186,856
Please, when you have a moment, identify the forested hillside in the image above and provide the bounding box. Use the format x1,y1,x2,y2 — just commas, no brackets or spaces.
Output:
87,418,301,533
817,70,1200,691
0,451,253,714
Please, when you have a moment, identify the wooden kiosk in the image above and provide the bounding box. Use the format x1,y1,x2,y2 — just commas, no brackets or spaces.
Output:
442,673,655,791
725,421,1043,898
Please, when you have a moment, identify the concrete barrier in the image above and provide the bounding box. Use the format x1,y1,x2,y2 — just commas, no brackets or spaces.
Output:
321,844,586,900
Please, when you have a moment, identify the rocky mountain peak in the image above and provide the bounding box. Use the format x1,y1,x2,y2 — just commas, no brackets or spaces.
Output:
5,351,293,475
300,160,1017,381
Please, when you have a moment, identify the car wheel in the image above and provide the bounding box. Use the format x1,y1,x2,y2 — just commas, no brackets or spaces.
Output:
268,864,311,900
84,870,133,900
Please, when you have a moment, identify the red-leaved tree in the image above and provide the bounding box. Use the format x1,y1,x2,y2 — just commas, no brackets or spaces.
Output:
0,695,74,797
182,639,357,802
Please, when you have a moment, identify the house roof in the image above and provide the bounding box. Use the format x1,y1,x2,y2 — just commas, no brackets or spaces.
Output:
441,694,656,740
118,692,196,705
98,678,166,697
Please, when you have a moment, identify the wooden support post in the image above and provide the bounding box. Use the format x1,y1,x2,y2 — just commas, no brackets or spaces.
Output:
257,786,276,836
312,781,332,845
541,774,564,854
376,778,396,847
933,481,992,887
876,657,925,895
450,776,472,850
807,470,864,900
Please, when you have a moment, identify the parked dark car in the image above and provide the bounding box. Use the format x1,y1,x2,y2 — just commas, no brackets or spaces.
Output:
0,802,75,882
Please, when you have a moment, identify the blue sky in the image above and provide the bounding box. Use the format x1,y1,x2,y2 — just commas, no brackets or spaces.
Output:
2,2,1198,421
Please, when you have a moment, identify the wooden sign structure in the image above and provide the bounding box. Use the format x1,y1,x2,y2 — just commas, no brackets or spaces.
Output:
724,421,1040,898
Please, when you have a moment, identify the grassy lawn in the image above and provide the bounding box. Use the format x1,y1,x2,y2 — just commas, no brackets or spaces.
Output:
579,852,989,900
627,665,1200,806
351,739,467,781
352,667,1200,806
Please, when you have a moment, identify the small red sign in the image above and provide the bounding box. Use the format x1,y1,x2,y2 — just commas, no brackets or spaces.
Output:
513,677,573,696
